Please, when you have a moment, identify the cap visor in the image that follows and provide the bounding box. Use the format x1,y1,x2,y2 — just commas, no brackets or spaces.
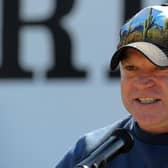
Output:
110,42,168,70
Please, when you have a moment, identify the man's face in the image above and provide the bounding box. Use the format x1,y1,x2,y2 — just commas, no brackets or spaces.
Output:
120,48,168,133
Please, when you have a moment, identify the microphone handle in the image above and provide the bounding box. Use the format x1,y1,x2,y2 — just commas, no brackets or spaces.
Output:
75,129,133,168
77,136,124,168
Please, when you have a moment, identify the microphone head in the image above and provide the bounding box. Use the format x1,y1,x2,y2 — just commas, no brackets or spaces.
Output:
112,128,134,153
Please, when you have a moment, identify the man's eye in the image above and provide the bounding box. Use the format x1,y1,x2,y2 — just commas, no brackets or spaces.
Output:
124,65,137,71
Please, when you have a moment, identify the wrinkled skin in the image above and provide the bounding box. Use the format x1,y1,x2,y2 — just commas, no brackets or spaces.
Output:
120,48,168,134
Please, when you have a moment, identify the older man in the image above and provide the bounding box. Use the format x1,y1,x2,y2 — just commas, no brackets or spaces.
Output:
56,4,168,168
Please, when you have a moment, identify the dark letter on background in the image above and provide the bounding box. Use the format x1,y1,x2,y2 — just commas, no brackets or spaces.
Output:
1,0,87,79
46,0,87,78
22,0,87,79
108,0,141,78
1,0,33,78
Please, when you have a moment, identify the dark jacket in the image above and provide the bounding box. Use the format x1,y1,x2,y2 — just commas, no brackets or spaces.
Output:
56,115,168,168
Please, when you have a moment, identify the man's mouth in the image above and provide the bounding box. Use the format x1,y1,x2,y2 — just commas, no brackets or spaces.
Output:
135,98,160,104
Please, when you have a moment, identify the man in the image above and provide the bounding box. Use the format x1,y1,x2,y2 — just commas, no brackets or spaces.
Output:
56,4,168,168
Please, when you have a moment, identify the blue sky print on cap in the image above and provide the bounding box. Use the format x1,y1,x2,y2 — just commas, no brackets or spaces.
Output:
118,7,168,48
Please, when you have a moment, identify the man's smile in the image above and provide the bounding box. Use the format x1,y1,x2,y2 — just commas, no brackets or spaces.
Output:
135,97,161,104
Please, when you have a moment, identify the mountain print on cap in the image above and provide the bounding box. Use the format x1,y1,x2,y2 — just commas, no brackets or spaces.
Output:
118,7,168,48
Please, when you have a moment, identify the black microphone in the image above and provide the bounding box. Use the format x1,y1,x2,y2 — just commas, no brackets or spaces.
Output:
74,129,134,168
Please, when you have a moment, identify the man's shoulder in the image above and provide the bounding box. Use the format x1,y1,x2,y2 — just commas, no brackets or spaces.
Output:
83,115,134,154
56,115,134,168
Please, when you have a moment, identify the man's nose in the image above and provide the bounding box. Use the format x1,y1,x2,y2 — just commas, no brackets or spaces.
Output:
135,74,155,89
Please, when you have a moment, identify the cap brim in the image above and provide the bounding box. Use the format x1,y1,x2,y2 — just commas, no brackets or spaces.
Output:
110,42,168,70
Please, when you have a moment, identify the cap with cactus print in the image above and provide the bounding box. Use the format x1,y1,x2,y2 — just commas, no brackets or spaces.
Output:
111,4,168,70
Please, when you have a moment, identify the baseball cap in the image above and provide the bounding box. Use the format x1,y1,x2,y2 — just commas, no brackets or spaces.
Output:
110,3,168,70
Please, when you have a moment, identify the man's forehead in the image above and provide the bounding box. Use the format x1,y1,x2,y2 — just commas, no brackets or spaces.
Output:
124,48,142,55
120,48,145,61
